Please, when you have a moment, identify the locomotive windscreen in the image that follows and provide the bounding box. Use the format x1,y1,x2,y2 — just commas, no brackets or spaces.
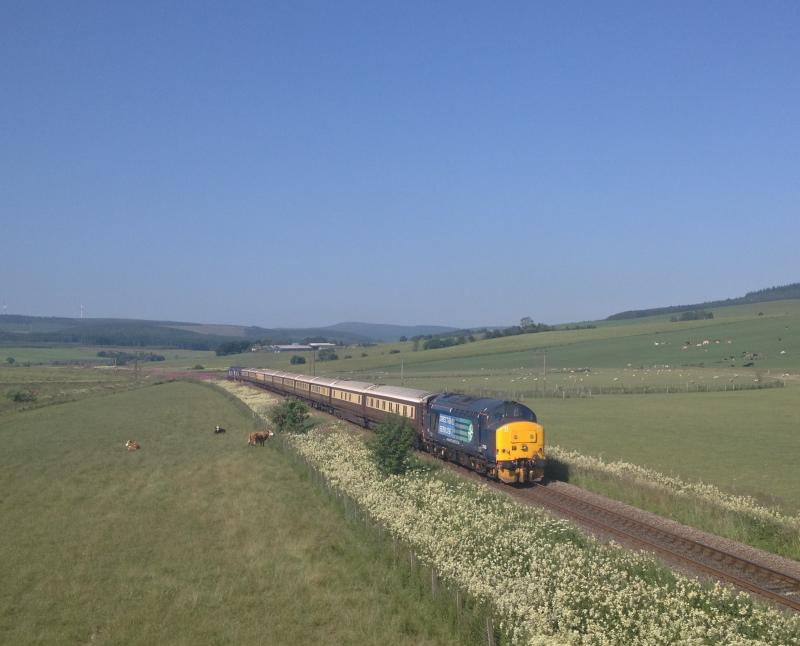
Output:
489,402,536,423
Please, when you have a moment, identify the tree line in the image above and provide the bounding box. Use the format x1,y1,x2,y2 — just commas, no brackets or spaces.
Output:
607,282,800,321
405,318,559,351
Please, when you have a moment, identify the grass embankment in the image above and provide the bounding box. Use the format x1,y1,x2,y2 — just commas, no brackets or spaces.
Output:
0,381,477,645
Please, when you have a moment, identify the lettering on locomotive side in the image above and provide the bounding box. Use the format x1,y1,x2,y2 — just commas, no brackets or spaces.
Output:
437,415,474,443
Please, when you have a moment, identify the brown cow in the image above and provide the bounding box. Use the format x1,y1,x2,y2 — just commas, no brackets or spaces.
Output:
247,431,274,447
125,440,141,451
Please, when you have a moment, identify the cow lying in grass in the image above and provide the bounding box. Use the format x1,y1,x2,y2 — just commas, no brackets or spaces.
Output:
247,431,274,447
214,425,226,434
125,440,141,451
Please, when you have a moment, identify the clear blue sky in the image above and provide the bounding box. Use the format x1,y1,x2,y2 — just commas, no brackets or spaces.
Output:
2,1,798,328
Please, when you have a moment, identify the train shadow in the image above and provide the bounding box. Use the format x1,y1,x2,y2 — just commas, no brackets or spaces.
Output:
543,457,570,484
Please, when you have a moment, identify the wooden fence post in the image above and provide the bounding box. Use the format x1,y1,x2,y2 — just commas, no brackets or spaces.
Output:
485,616,496,646
431,566,438,596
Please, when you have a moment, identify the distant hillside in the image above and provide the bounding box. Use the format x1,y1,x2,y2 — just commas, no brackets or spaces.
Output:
0,316,457,348
0,317,232,350
325,322,459,343
607,283,800,321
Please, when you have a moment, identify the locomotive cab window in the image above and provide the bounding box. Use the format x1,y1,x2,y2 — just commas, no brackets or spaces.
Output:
491,403,536,423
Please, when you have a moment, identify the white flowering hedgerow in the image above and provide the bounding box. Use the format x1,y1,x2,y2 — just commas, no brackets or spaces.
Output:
548,446,800,532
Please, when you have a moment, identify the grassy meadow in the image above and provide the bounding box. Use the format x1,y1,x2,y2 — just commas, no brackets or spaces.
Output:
534,388,800,512
0,380,479,645
1,345,212,368
0,365,146,417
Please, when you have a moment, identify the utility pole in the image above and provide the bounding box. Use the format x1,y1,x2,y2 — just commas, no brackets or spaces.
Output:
401,360,404,386
543,350,547,381
312,349,316,376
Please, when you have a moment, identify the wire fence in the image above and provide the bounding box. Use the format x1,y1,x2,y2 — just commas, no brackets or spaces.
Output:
351,372,786,399
472,378,785,400
271,433,500,646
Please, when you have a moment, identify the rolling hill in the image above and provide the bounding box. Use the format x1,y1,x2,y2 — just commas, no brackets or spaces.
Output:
607,283,800,321
0,315,457,349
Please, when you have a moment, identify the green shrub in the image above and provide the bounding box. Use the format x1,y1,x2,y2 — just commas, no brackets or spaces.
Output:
7,389,37,403
193,364,205,370
370,416,416,476
268,400,310,434
290,355,306,365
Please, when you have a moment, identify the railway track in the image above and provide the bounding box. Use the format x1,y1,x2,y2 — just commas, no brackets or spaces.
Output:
510,482,800,613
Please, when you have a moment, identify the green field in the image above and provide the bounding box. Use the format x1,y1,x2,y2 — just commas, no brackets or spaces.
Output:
0,346,213,369
0,365,145,417
0,381,476,645
534,387,800,512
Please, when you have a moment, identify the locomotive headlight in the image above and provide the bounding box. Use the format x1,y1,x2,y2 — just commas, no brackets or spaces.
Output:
521,444,528,451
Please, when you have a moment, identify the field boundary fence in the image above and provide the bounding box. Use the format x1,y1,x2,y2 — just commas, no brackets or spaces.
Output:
271,433,499,646
472,378,785,400
351,373,785,399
